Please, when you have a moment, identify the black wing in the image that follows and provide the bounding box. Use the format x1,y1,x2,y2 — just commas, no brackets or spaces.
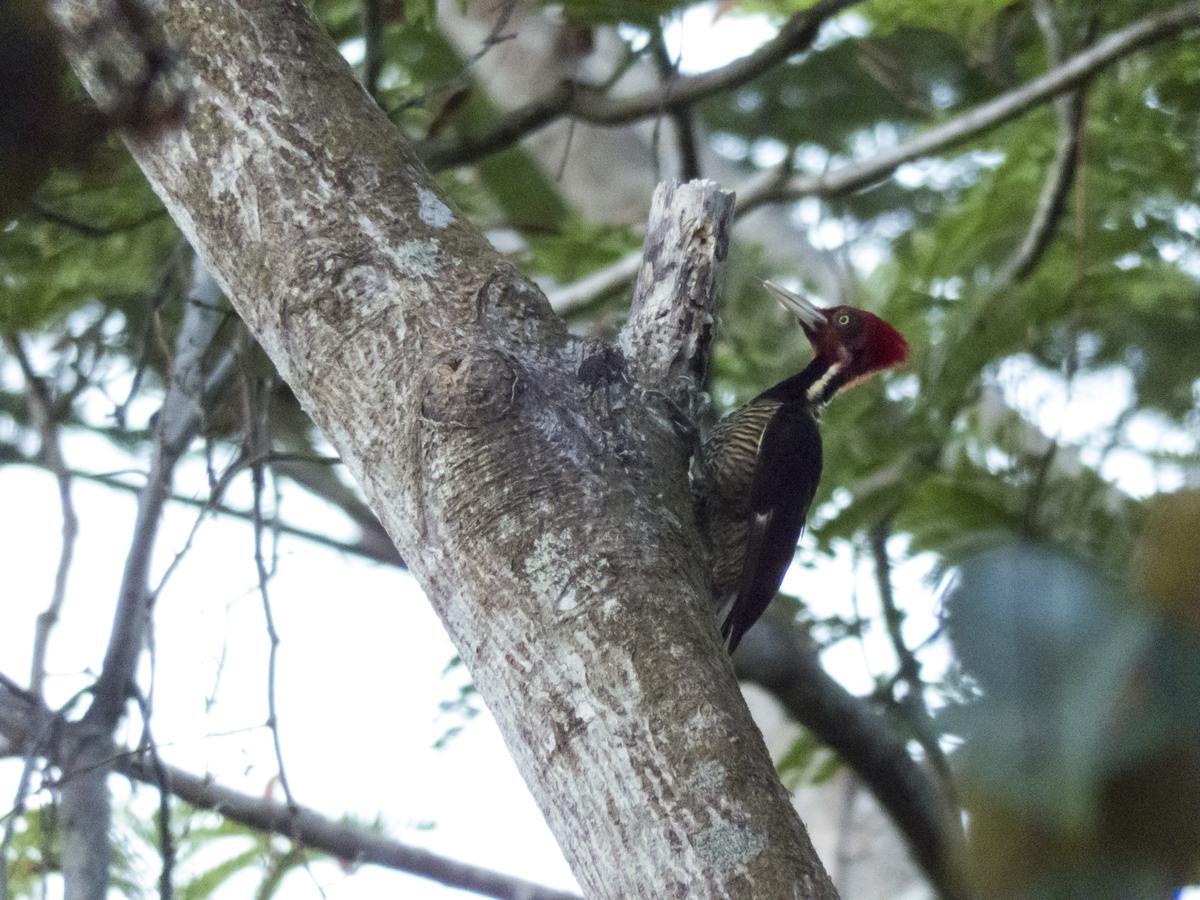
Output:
720,405,822,652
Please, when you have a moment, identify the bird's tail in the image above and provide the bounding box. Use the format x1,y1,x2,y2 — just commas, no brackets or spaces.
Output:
717,598,749,653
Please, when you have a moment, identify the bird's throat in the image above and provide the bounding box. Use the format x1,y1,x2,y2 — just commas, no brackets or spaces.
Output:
806,360,845,408
761,354,848,410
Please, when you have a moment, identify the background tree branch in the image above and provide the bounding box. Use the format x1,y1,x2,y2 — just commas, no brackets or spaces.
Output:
52,262,230,900
417,0,863,170
0,675,580,900
539,1,1196,318
733,617,968,900
738,2,1200,210
995,0,1090,286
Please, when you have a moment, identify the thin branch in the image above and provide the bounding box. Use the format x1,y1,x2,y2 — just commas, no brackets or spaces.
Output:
392,0,518,119
361,0,384,102
3,456,406,566
454,0,518,78
131,691,174,900
239,365,326,898
0,336,79,900
85,264,227,730
4,337,79,700
737,1,1200,212
868,520,956,807
118,758,583,900
56,262,227,900
417,0,862,170
243,369,300,821
0,679,580,900
148,441,247,602
995,0,1090,286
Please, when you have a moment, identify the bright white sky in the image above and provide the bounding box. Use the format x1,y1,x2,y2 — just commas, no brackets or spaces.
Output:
1,443,578,897
3,3,1199,898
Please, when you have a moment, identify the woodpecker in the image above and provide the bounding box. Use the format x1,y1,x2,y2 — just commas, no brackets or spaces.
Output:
695,282,909,652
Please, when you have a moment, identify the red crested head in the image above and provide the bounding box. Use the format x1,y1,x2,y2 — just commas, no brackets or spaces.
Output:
762,281,908,394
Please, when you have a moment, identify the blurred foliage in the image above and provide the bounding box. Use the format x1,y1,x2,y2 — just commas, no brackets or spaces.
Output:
3,0,1199,896
777,729,843,790
944,543,1200,896
3,804,141,899
2,798,345,899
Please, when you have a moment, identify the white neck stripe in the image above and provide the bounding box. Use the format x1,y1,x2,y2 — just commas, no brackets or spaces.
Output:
807,360,844,404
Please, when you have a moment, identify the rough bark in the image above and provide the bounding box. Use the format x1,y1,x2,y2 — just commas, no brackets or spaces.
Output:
51,1,837,896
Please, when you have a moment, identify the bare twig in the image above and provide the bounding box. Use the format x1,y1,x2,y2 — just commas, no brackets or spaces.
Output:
418,0,862,170
0,335,80,900
126,761,585,900
456,0,518,78
131,690,174,900
5,455,405,566
995,0,1090,285
868,520,956,808
239,363,326,897
4,337,79,699
86,265,226,729
392,0,517,117
148,440,246,601
246,381,297,816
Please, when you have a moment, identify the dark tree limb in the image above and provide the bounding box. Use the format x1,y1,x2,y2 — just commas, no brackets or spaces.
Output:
733,617,970,900
650,32,702,183
417,0,863,170
361,0,384,102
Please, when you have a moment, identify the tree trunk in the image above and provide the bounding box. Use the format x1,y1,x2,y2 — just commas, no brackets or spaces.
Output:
51,1,837,896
